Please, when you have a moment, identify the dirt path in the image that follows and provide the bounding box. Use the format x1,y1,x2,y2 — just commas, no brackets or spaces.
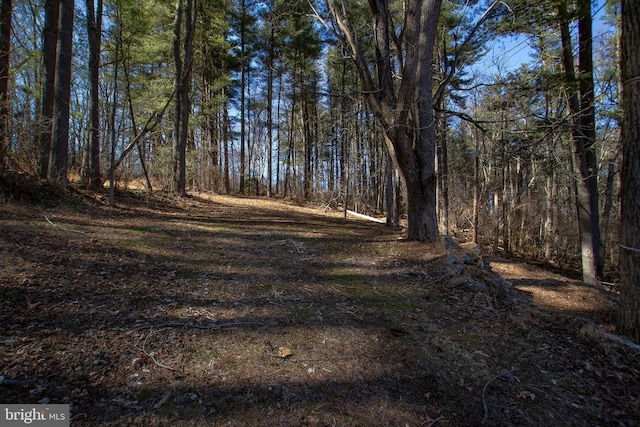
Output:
0,191,637,426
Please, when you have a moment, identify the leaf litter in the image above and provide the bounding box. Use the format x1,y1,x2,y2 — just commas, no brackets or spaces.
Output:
0,189,638,426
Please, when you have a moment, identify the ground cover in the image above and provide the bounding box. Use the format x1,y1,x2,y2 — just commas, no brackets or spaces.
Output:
0,190,637,426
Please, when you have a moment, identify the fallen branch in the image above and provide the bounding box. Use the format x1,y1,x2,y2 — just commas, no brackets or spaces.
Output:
346,210,386,224
141,328,174,371
579,323,640,352
43,214,88,234
481,369,516,424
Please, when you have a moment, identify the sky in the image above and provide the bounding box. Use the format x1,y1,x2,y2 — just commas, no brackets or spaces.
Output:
472,0,614,77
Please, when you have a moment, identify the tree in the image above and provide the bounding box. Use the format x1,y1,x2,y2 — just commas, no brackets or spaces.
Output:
238,0,248,194
617,0,640,342
433,0,493,236
258,0,280,197
557,0,601,285
281,0,322,200
48,0,74,187
323,0,442,242
0,0,10,174
38,0,60,179
173,0,196,196
81,0,103,190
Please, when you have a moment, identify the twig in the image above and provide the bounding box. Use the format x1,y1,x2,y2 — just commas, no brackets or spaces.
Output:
43,214,88,234
426,416,444,427
620,243,640,254
481,369,515,424
140,328,175,371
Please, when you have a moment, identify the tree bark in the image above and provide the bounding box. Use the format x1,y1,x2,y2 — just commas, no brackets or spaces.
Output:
577,0,601,280
0,0,10,174
558,0,601,285
302,92,313,200
327,0,441,242
173,0,183,194
473,127,480,245
239,0,247,194
266,14,275,197
599,159,616,273
48,0,74,187
617,0,640,343
38,0,59,179
436,98,449,236
82,0,102,190
173,0,195,196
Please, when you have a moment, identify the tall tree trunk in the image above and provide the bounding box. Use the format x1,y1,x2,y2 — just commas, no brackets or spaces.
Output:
439,111,449,236
239,0,247,194
473,127,480,245
544,152,558,261
502,145,510,254
385,157,400,228
48,0,74,187
577,0,601,280
173,0,184,194
123,65,152,191
328,0,442,242
0,0,10,174
558,0,601,285
266,21,275,197
285,91,296,198
108,40,119,205
599,159,616,274
82,0,102,190
275,72,283,194
223,90,230,194
38,0,59,179
303,98,312,200
173,0,194,196
180,0,194,193
617,0,640,342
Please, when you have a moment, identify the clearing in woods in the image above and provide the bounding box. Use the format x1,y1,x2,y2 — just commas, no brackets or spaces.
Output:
0,190,637,426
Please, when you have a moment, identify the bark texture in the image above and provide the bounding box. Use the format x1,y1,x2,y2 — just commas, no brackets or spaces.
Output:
328,0,441,242
617,0,640,343
48,0,74,187
82,0,102,190
558,0,601,285
38,0,59,179
0,0,10,173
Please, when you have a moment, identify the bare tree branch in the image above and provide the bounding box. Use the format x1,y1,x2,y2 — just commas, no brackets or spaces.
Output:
434,0,511,103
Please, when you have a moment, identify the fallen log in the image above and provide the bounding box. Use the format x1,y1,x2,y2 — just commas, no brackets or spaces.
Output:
346,210,386,224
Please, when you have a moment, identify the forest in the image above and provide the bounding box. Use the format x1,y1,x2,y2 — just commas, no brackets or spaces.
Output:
0,0,628,262
1,0,640,424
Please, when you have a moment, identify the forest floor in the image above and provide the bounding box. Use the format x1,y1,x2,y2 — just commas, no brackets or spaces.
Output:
0,187,638,426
